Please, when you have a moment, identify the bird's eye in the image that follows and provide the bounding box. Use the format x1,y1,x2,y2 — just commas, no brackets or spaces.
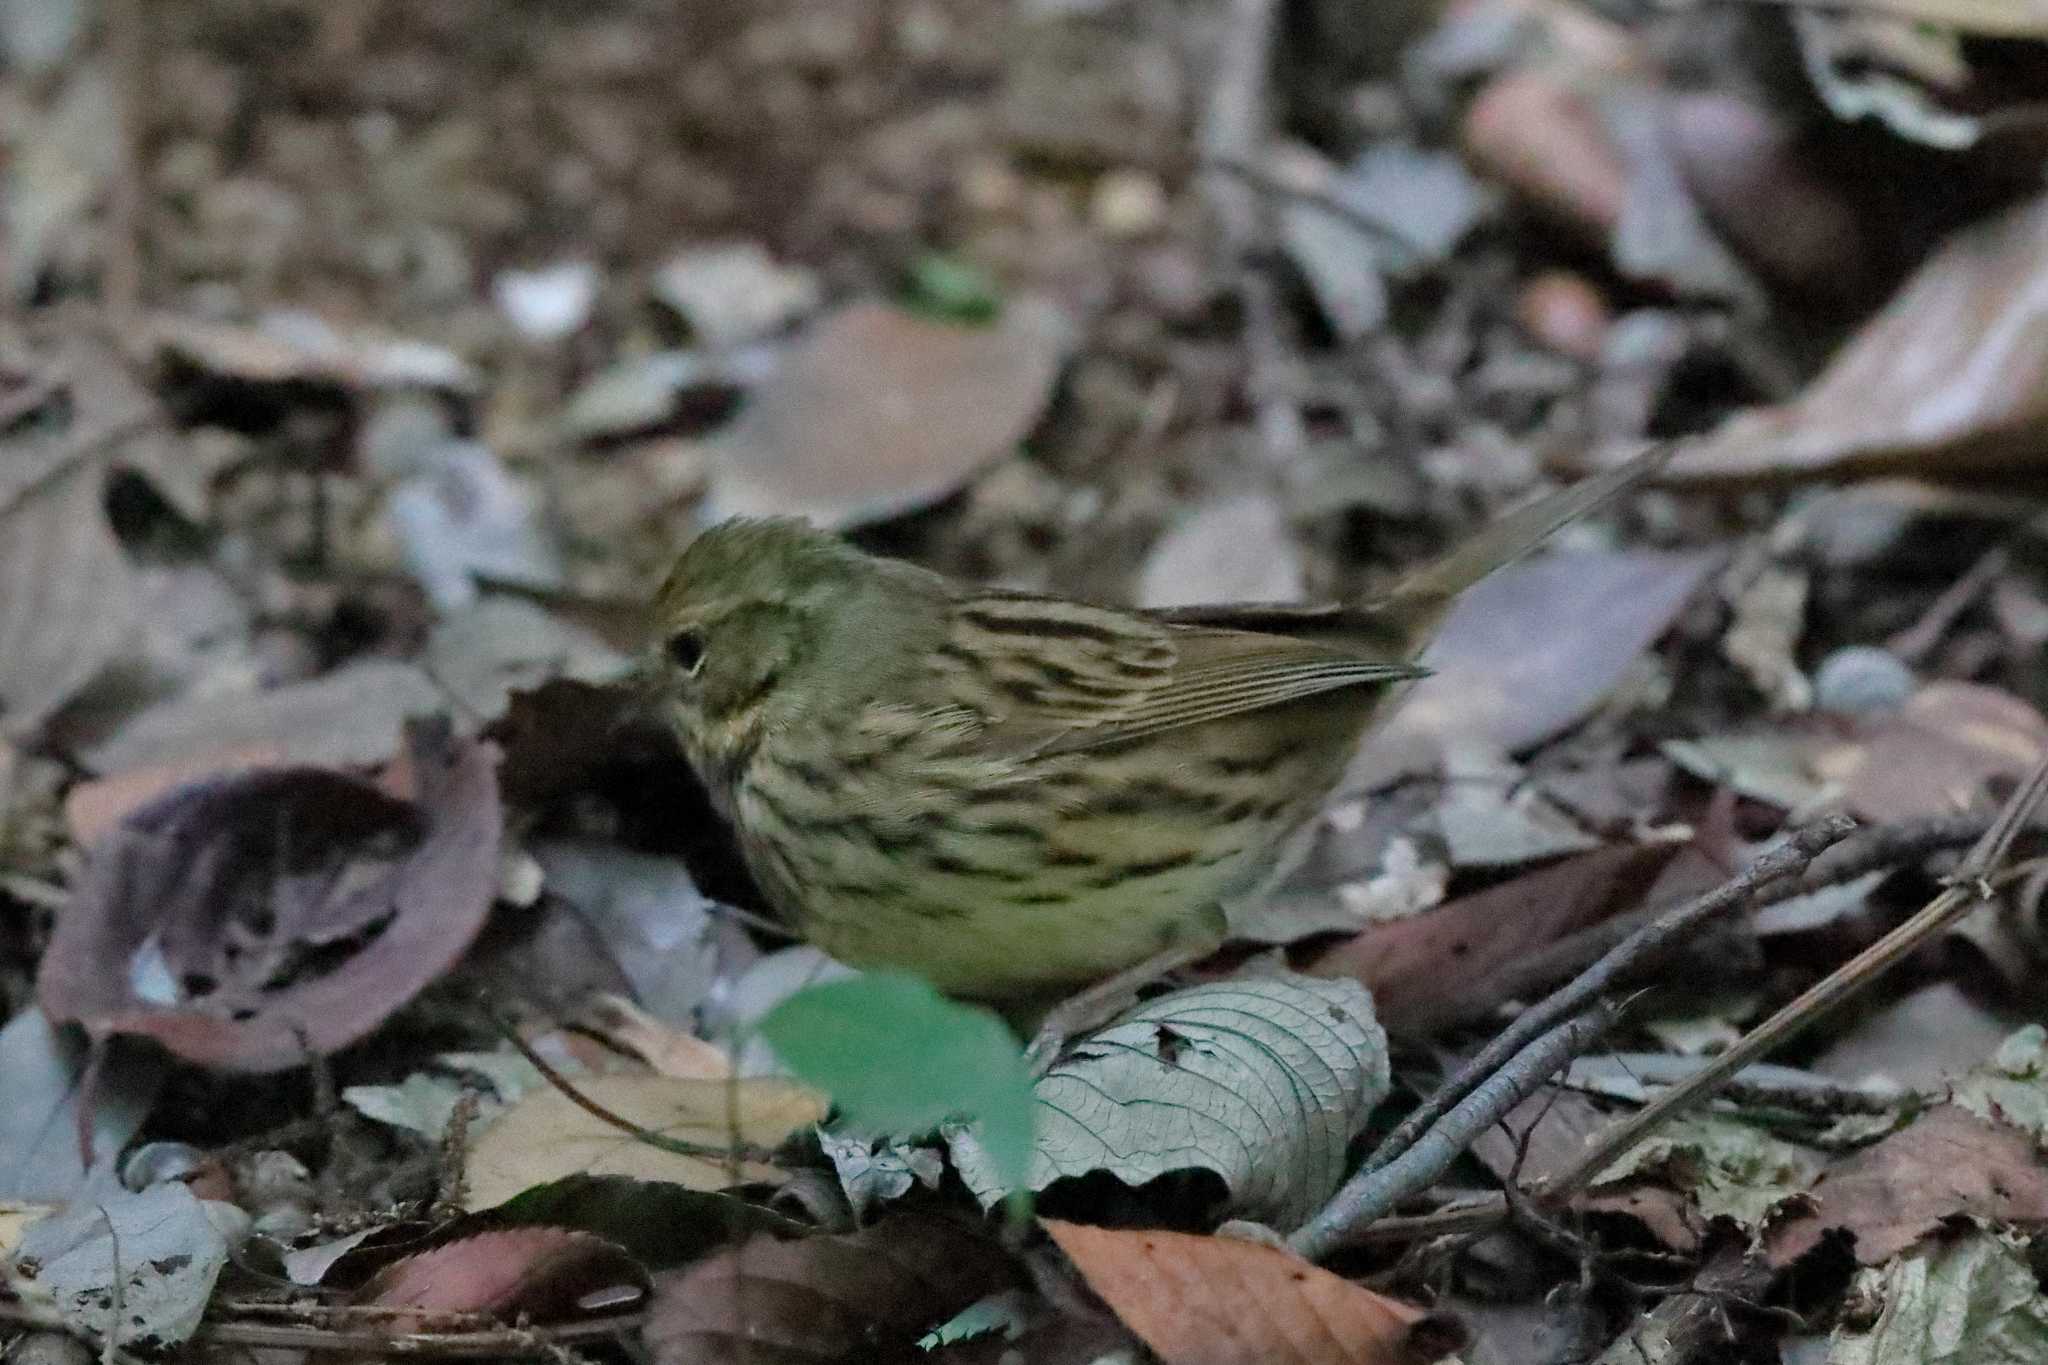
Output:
666,629,706,676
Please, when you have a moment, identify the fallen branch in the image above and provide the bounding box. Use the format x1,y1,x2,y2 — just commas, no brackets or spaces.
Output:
1545,753,2048,1201
1312,760,2048,1253
1475,810,1987,1013
1289,1006,1610,1260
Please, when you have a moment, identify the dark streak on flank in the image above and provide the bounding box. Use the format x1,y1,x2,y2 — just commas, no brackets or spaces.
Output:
926,851,1034,884
1090,781,1225,819
1086,849,1199,886
1209,739,1308,776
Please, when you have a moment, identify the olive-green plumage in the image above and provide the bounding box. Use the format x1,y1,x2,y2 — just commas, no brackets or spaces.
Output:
648,445,1671,1000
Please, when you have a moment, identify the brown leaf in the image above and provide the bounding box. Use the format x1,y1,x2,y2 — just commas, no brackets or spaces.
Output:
1350,550,1720,789
79,659,445,777
0,457,137,739
1765,1105,2048,1267
1671,192,2048,482
461,1073,825,1209
704,299,1069,529
1825,682,2048,824
37,722,502,1072
1306,842,1676,1034
356,1227,647,1330
1044,1221,1459,1365
644,1214,1022,1365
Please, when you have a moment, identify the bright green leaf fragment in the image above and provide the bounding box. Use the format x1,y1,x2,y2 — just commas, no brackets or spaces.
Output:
949,974,1388,1230
1954,1025,2048,1145
1594,1113,1820,1228
903,253,1002,323
758,972,1035,1188
1828,1234,2048,1365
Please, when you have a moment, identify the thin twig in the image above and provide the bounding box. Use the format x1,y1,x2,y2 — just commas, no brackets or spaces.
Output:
1360,818,1852,1178
1473,812,1985,1015
1201,155,1432,256
481,1000,776,1165
1289,1008,1611,1260
102,0,147,325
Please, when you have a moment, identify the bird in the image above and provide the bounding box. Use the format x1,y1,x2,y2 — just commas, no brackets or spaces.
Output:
644,444,1672,1003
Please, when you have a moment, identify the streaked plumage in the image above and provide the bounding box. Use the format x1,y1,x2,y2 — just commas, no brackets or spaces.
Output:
648,445,1671,999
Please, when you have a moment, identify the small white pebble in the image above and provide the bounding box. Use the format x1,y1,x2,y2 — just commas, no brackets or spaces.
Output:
491,260,598,342
1813,645,1913,716
1091,169,1170,239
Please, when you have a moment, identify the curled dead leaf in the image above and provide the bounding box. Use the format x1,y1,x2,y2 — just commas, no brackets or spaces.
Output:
1766,1105,2048,1267
1671,192,2048,482
1044,1220,1460,1365
37,722,502,1072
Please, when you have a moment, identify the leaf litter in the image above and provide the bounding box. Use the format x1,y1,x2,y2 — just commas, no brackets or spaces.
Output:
6,2,2048,1360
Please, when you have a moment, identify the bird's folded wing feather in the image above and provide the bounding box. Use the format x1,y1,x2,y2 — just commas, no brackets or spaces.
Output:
935,593,1427,759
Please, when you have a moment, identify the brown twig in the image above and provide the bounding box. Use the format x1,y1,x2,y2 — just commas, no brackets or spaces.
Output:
1472,811,1988,1016
480,1000,776,1165
1365,819,1851,1177
102,0,148,325
1289,1007,1611,1260
0,1299,645,1359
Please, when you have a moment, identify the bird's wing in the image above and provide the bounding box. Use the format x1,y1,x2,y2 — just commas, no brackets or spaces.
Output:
934,592,1426,759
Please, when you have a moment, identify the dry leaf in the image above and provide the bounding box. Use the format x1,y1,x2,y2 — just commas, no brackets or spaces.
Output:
1138,494,1306,609
1824,682,2048,823
1350,550,1719,789
80,659,445,777
1044,1220,1459,1365
461,1073,825,1209
704,298,1069,528
644,1214,1021,1365
1766,1105,2048,1267
150,310,477,391
1308,842,1676,1034
1671,193,2048,482
588,996,732,1080
0,456,136,739
38,724,501,1072
355,1227,647,1331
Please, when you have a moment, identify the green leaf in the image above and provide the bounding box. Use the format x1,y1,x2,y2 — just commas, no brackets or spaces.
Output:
1828,1234,2048,1364
903,253,1002,323
950,974,1389,1229
758,972,1035,1188
1954,1025,2048,1144
1594,1113,1821,1228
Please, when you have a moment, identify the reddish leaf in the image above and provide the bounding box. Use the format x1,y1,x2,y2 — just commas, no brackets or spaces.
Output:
1829,682,2048,824
357,1227,647,1330
644,1214,1021,1365
1306,842,1676,1034
1766,1105,2048,1267
703,299,1069,529
38,722,501,1072
1044,1221,1460,1365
